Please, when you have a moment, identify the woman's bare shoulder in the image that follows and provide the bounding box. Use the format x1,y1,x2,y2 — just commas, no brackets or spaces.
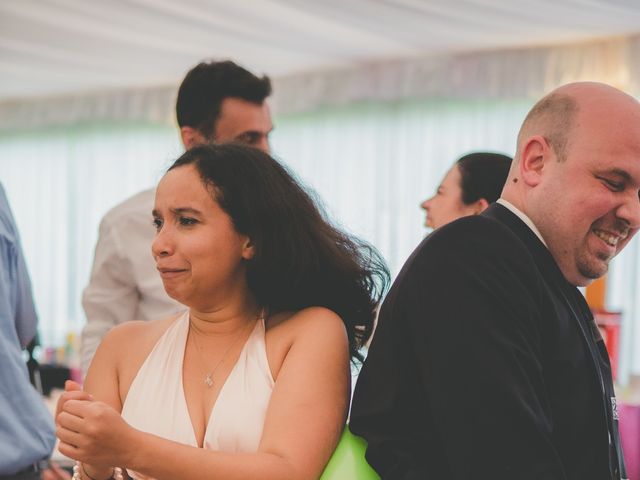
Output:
265,307,347,380
102,315,178,347
267,306,345,336
94,313,183,371
85,313,184,409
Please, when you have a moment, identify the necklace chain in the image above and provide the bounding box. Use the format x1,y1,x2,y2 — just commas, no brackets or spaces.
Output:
189,309,265,388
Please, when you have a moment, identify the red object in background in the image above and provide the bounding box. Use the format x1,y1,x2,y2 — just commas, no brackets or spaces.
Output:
592,310,621,380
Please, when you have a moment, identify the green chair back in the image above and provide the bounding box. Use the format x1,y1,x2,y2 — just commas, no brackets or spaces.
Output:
320,426,380,479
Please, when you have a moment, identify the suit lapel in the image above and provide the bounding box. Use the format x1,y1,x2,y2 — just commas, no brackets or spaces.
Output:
482,203,625,479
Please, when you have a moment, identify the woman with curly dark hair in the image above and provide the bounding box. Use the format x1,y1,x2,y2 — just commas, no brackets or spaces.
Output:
56,143,388,480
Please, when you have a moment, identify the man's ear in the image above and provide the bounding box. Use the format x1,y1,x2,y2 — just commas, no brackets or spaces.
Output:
180,126,206,150
241,237,255,260
519,135,551,187
473,197,490,214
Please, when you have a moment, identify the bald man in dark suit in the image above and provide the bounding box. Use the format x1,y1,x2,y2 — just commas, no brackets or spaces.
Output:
351,82,639,480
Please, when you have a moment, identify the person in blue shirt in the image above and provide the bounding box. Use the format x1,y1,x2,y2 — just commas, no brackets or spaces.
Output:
0,182,56,479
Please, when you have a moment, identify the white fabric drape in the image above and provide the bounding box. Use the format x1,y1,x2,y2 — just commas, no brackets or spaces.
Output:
271,98,530,275
0,125,181,344
3,34,640,131
3,0,640,101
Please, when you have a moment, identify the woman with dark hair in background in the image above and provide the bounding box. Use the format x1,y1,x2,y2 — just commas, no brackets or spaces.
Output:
421,152,512,229
55,144,389,480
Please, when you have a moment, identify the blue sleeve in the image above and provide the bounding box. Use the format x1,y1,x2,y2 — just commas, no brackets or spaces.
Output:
0,184,54,474
0,184,38,347
12,240,38,348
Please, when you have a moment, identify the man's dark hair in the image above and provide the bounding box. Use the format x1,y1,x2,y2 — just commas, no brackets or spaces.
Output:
176,60,272,139
456,152,512,205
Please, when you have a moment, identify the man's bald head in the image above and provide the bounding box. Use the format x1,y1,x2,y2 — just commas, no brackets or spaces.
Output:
516,92,578,163
515,82,639,165
503,81,640,286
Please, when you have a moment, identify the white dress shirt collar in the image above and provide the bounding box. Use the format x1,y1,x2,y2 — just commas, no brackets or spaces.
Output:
496,198,547,247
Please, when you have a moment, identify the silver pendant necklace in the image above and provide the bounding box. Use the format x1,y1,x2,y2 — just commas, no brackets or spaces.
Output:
190,308,265,388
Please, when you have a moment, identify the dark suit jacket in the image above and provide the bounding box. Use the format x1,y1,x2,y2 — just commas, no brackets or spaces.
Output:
351,204,622,480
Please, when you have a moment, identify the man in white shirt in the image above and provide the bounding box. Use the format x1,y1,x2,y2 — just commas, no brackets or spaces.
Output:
81,60,273,374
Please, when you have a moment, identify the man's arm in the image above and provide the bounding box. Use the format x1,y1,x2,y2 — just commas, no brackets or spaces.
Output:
81,217,138,374
12,234,38,349
0,183,38,348
0,184,56,473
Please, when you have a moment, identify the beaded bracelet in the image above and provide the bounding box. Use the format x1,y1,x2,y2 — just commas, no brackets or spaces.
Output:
72,462,124,480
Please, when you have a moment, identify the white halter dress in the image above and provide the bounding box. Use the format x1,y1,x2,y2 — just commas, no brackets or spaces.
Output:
121,310,274,478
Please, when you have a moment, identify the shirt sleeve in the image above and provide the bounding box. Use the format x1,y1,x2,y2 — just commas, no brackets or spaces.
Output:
13,240,38,349
81,215,139,374
0,183,38,349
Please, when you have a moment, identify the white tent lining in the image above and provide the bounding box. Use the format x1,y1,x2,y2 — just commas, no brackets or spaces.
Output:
2,0,640,102
1,33,638,131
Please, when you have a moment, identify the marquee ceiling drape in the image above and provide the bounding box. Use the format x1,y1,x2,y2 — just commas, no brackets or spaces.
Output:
2,0,640,101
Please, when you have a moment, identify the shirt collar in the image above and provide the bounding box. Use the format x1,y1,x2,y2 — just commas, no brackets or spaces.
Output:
496,198,547,247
